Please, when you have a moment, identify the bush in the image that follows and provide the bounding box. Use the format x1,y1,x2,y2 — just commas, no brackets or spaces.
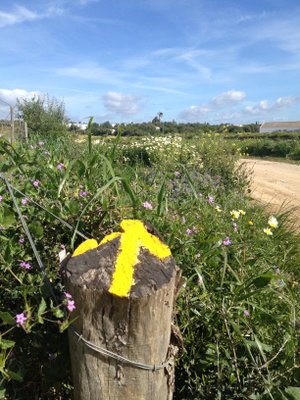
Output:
0,134,300,399
17,94,67,138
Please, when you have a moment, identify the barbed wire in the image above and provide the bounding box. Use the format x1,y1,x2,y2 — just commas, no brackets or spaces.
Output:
2,173,173,371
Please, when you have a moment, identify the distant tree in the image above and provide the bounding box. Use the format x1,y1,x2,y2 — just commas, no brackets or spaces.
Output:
17,94,67,137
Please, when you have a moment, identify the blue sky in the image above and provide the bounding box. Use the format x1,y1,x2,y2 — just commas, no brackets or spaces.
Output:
1,0,300,124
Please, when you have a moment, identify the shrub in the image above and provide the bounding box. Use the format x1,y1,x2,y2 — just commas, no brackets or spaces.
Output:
17,94,67,138
0,133,299,399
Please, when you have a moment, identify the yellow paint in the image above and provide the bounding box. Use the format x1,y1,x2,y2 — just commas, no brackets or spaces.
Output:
72,220,171,298
73,239,98,257
109,220,171,297
99,231,121,245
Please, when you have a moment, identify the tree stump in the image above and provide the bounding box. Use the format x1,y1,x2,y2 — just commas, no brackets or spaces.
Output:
65,220,181,400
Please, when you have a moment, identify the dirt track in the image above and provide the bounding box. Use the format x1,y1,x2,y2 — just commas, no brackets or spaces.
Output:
239,158,300,228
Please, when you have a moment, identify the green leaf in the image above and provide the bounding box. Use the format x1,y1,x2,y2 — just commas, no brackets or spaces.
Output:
285,387,300,400
67,200,80,215
0,388,6,399
28,220,44,238
156,180,165,217
37,298,47,324
59,319,70,333
6,369,23,382
0,312,16,325
57,160,75,198
52,307,64,319
252,274,273,288
0,210,16,228
0,338,15,350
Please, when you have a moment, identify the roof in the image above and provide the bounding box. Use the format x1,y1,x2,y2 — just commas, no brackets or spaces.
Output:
261,121,300,129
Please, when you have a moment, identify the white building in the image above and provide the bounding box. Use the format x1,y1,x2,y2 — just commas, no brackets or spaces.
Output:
260,121,300,133
67,122,88,131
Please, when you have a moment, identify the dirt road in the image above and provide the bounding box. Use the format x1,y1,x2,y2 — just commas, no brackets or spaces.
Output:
239,158,300,228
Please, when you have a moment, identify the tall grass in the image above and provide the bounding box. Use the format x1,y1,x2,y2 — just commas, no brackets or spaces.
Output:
0,133,299,399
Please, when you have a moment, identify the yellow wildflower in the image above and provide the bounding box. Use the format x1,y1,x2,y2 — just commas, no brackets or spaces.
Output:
230,210,240,220
263,228,273,236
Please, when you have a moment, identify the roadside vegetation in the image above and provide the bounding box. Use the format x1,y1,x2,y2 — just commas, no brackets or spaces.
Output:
0,97,300,398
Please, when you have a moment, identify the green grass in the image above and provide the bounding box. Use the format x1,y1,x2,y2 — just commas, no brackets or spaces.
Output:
0,133,300,399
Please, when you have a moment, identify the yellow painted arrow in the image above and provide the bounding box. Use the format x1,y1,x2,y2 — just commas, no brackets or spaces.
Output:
72,220,171,297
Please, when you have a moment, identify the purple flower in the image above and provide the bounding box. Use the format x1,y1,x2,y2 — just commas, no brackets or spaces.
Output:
186,226,197,235
21,198,28,205
243,310,250,318
64,291,72,299
208,195,214,204
223,236,232,246
33,180,40,188
57,163,65,170
16,313,27,327
0,195,3,202
79,191,88,197
19,237,25,244
143,201,153,210
20,261,32,270
67,299,76,312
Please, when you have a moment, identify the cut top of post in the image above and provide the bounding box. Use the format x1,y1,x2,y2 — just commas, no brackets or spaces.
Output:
67,220,177,298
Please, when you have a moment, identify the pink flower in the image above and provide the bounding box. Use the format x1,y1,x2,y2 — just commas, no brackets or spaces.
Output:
208,195,214,204
79,191,88,197
19,237,25,244
0,195,3,202
21,198,28,205
223,236,232,246
20,261,32,269
174,171,181,177
64,291,72,299
243,310,250,318
233,222,238,233
186,226,197,235
67,300,76,312
57,163,65,170
33,180,40,188
143,201,153,210
16,313,27,327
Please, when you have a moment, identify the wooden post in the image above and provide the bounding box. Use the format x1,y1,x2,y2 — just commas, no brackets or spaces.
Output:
24,121,28,142
65,220,181,400
10,106,14,144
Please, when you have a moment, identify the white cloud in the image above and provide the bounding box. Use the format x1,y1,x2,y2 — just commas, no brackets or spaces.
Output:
179,105,211,120
0,5,39,27
211,90,246,107
103,92,142,116
179,90,246,120
0,88,40,106
244,96,300,115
